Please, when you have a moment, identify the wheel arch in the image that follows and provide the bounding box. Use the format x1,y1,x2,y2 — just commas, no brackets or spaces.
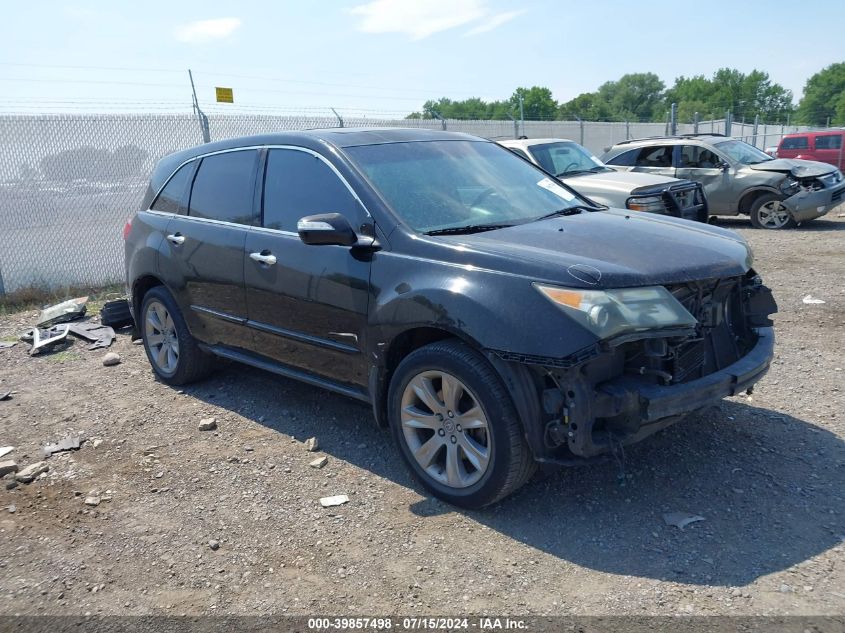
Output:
131,274,165,324
738,187,781,215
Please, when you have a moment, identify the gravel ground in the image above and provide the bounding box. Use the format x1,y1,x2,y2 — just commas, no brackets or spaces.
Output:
0,214,843,617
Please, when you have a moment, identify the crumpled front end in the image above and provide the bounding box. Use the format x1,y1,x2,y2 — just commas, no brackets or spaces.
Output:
503,271,777,461
782,170,845,222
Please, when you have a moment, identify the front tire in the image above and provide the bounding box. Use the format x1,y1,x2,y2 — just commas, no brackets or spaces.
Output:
750,193,796,229
140,286,213,385
387,340,536,508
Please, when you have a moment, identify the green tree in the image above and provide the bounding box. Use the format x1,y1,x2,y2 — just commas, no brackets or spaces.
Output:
598,72,666,121
558,92,615,120
510,86,558,120
797,62,845,125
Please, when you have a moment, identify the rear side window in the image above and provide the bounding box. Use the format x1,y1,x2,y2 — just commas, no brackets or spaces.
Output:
151,163,193,214
781,136,809,150
815,135,842,150
607,146,673,167
262,149,361,232
189,150,259,225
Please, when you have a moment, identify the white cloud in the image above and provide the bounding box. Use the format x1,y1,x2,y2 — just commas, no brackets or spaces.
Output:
349,0,521,40
175,18,242,43
464,10,524,36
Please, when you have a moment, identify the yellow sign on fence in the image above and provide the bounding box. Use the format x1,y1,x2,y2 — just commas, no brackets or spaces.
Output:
215,87,234,103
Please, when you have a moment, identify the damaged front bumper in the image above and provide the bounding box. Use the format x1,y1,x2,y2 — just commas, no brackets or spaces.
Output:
574,327,774,457
784,182,845,222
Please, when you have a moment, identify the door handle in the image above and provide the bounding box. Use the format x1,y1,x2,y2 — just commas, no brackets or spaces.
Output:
166,233,185,245
249,251,277,266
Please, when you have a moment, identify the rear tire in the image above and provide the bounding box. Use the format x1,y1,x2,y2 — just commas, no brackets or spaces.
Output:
387,340,536,508
749,193,796,229
140,286,213,385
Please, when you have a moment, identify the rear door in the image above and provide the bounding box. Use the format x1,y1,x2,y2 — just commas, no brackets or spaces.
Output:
813,133,844,170
674,144,735,213
158,149,260,350
244,148,372,388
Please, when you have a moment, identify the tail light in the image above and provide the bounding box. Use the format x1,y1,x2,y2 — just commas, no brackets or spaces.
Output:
122,216,133,240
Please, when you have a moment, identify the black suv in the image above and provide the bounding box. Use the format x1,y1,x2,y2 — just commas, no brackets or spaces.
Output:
125,128,777,508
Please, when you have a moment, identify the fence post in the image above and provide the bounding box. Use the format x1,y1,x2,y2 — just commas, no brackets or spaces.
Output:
625,119,630,140
574,115,584,145
331,108,344,128
725,111,732,137
432,111,447,131
693,112,699,135
518,93,525,138
752,114,759,147
664,111,669,136
0,265,5,296
670,103,677,135
188,69,211,143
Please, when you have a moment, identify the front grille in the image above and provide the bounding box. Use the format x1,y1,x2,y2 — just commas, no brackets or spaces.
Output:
832,187,844,203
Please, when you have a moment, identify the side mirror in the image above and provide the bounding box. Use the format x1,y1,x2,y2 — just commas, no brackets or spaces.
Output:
297,213,358,246
719,161,730,171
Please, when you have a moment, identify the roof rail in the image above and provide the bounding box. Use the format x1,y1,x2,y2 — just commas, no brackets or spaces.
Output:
614,132,728,146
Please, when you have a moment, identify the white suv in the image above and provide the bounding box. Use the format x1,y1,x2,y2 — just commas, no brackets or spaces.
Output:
500,138,707,222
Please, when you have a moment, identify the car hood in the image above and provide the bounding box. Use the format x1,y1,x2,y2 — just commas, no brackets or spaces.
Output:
747,158,835,178
436,209,752,288
564,170,681,195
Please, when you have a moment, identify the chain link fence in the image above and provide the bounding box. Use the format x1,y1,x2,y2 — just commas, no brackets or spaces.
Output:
0,112,825,294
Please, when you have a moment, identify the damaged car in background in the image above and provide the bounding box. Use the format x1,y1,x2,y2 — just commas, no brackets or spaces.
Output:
125,128,777,508
499,138,708,222
602,133,845,229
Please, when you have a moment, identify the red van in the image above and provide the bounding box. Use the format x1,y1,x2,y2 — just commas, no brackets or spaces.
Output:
777,130,844,170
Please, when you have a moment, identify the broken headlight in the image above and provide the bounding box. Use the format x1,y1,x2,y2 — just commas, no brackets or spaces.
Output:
534,284,697,340
780,176,800,196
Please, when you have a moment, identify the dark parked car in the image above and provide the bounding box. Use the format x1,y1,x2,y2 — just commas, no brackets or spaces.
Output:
125,129,777,508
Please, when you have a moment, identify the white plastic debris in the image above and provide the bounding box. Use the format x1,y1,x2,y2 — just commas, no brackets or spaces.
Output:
663,512,705,530
320,494,349,508
802,295,826,305
0,447,13,459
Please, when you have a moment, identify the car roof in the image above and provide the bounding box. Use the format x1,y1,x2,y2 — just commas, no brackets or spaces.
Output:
611,133,729,148
780,129,845,139
150,127,485,193
499,138,577,148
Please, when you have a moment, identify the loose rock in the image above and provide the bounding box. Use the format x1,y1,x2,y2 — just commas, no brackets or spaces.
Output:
84,496,101,507
102,352,121,367
305,437,319,452
15,461,48,483
208,539,220,551
0,460,18,477
320,494,349,507
310,456,328,469
198,417,218,431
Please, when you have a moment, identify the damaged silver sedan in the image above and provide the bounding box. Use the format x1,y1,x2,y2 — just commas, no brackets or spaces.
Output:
602,134,845,229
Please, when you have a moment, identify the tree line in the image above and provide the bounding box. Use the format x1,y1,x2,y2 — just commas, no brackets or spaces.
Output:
407,63,845,126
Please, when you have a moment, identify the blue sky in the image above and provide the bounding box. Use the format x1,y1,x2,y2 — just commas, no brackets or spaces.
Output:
1,0,843,115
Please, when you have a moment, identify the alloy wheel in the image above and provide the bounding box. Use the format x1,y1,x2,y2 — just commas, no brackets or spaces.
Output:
145,300,179,374
400,370,491,489
757,200,791,229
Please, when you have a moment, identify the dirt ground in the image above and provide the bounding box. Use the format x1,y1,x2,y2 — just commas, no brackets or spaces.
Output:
0,214,843,617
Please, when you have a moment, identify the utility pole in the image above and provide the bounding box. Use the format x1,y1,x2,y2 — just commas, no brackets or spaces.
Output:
518,92,525,138
188,69,211,143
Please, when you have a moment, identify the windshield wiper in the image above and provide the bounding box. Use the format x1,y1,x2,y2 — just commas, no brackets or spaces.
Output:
531,205,603,222
424,223,515,236
555,166,608,178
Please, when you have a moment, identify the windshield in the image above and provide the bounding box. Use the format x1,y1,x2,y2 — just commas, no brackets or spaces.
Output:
528,141,610,177
714,139,774,165
345,140,590,234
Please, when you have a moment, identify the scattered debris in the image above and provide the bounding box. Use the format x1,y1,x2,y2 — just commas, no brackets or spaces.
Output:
84,496,101,507
23,324,71,356
663,512,705,530
5,480,17,490
310,456,328,469
0,460,19,477
67,322,116,350
305,437,320,452
15,461,49,483
0,391,9,402
99,299,134,329
102,352,121,367
0,446,13,458
0,341,16,350
320,494,349,508
92,439,103,448
42,435,83,458
208,539,220,551
802,295,826,305
198,417,217,431
7,505,15,514
36,296,88,327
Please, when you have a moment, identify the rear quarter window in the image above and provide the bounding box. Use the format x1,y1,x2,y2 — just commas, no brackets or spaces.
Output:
780,136,809,150
814,135,842,150
151,163,194,214
605,148,641,166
